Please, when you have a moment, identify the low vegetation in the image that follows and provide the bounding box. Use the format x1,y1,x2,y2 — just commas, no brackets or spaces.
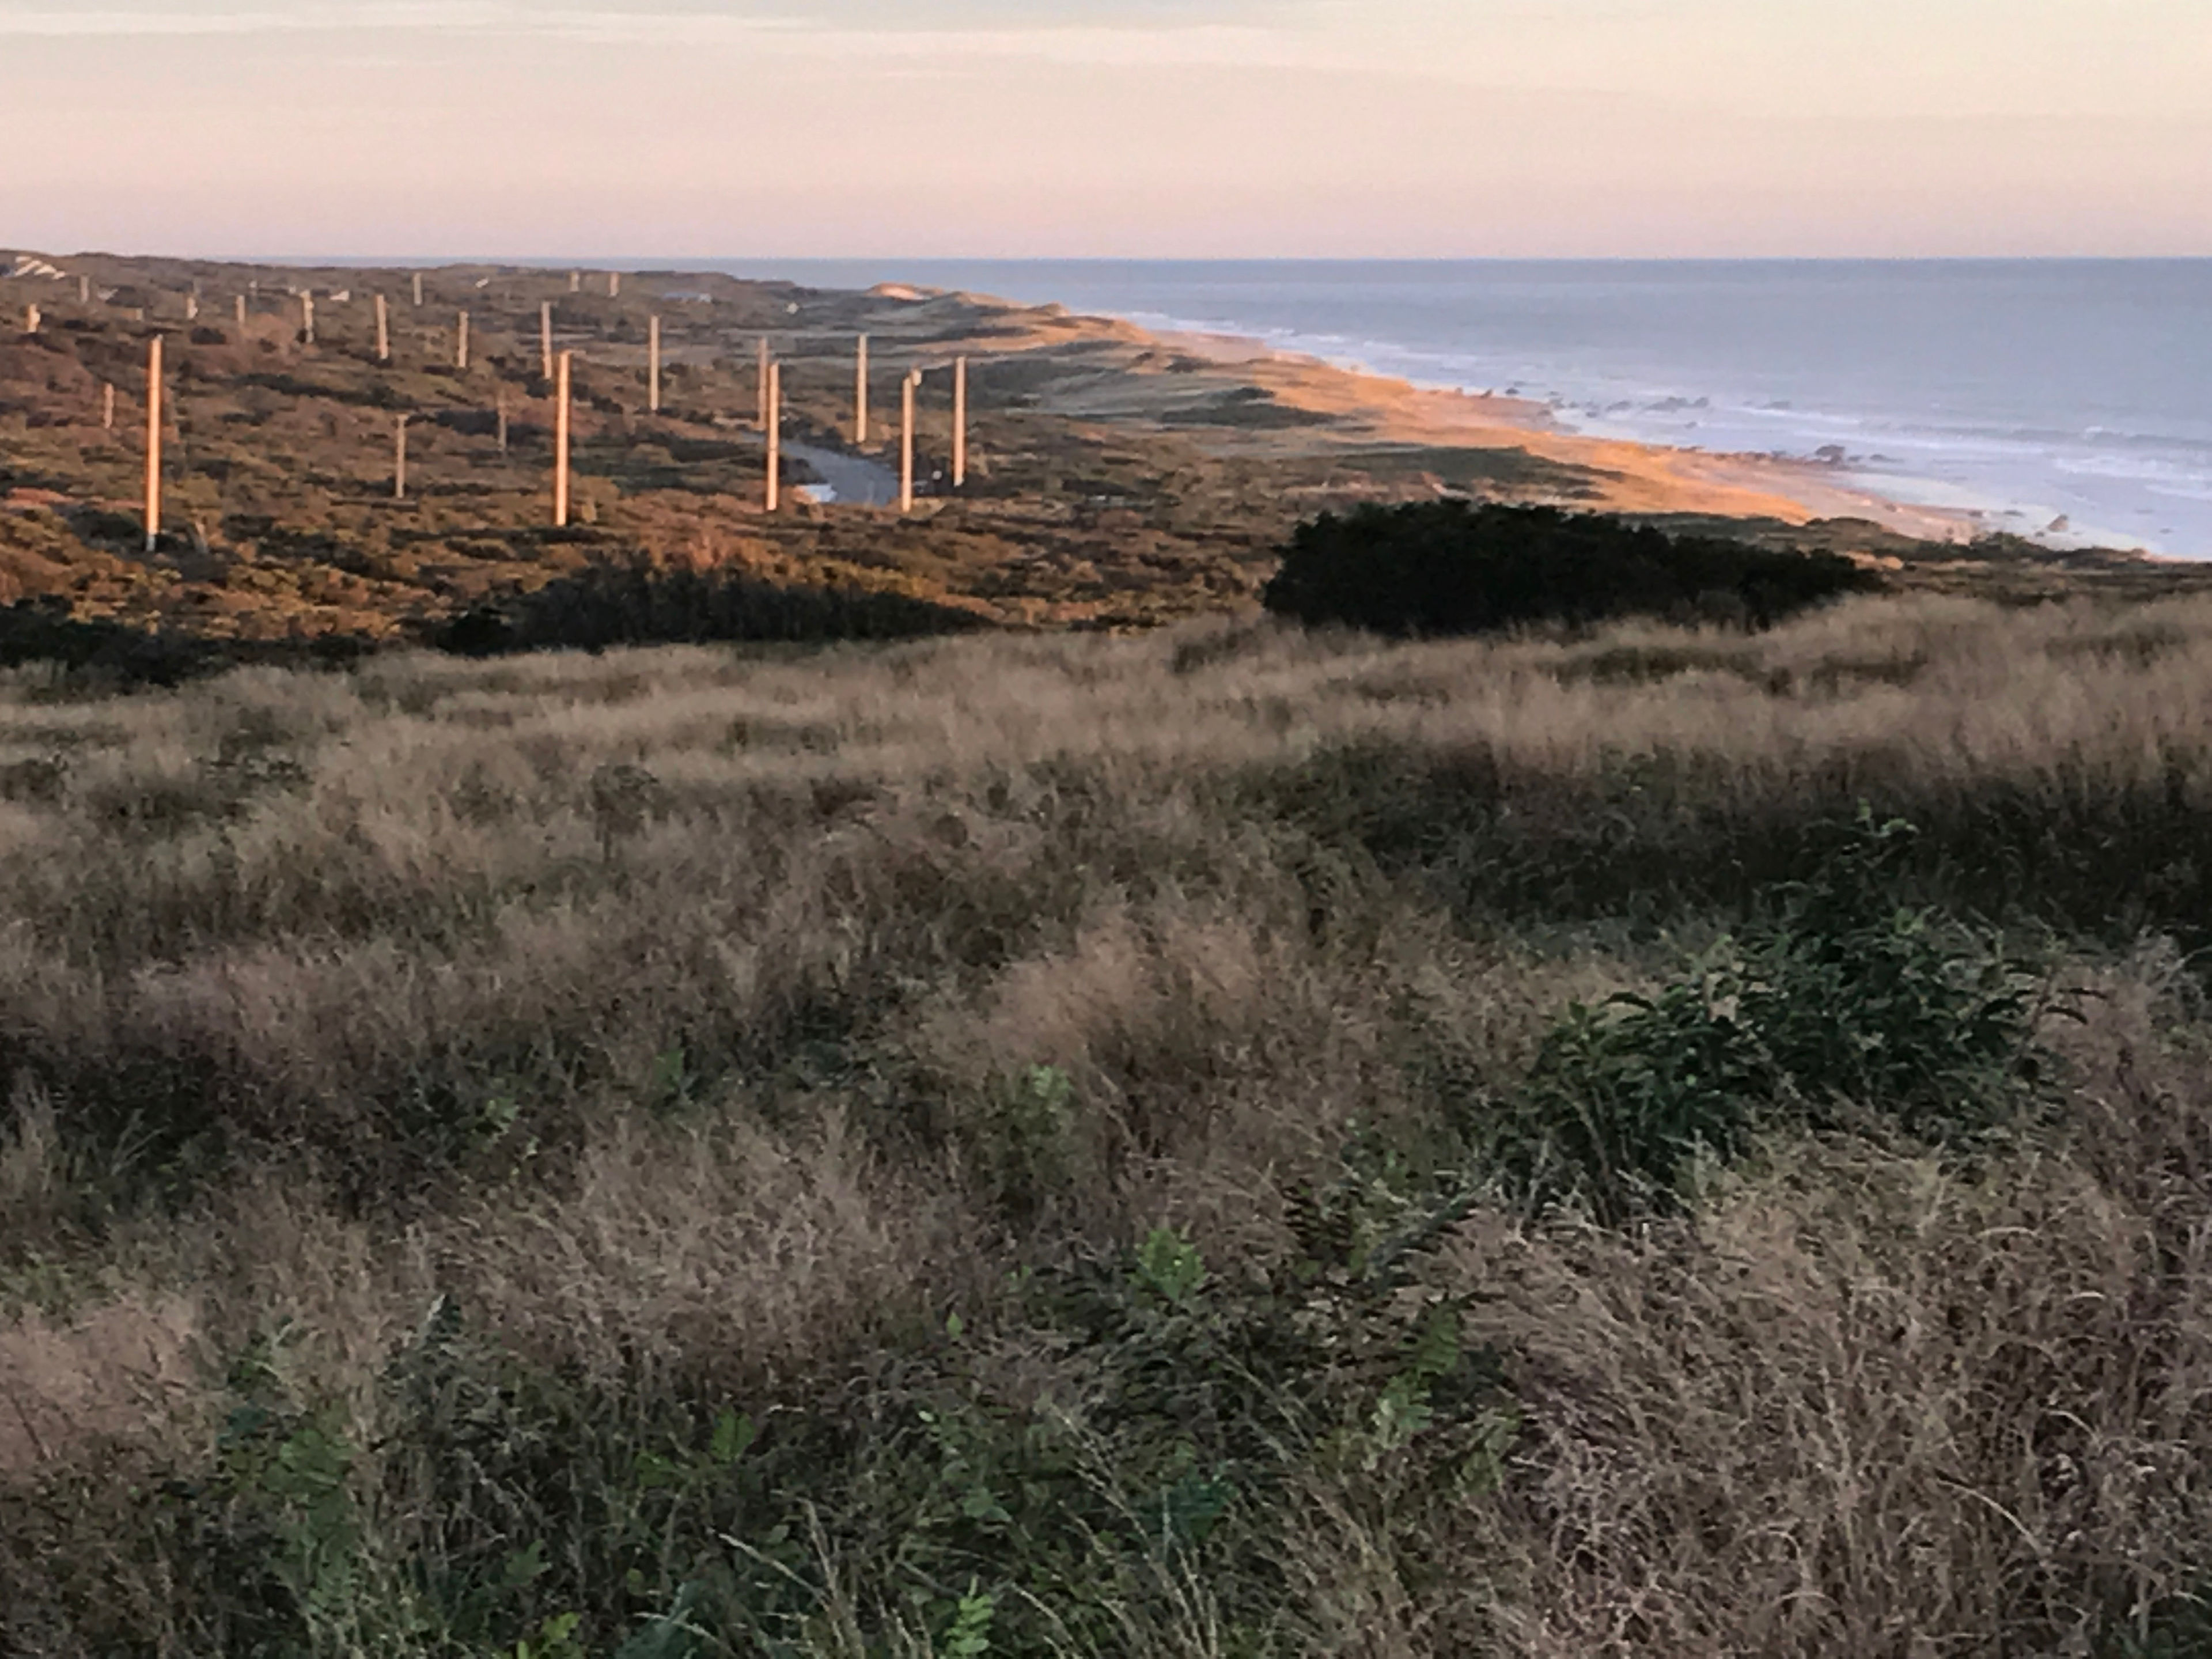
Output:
0,259,1574,643
1262,501,1881,635
2,593,2211,1654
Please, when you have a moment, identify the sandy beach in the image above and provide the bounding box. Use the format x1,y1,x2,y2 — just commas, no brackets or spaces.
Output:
959,297,1981,541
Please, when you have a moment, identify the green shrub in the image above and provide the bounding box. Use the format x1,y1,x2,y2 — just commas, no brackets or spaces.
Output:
1262,502,1879,637
1506,813,2046,1222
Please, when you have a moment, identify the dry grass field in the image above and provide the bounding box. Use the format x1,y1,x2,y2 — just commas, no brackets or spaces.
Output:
6,593,2212,1656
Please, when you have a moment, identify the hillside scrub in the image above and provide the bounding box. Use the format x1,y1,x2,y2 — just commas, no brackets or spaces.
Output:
6,594,2212,1654
435,560,991,656
1262,502,1881,635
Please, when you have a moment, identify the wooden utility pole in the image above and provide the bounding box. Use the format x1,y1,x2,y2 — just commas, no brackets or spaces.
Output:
553,351,573,528
103,382,115,431
756,337,770,429
953,356,968,488
143,336,163,554
301,291,316,344
540,302,554,381
855,335,869,445
647,315,661,414
374,294,391,362
412,271,424,307
765,360,781,513
456,310,470,371
394,414,409,501
901,369,918,514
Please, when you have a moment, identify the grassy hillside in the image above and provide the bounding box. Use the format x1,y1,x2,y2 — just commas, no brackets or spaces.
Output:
7,254,2205,660
7,594,2212,1654
0,257,1564,639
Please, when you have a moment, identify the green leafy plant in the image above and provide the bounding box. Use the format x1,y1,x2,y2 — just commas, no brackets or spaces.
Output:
514,1610,588,1659
941,1581,997,1658
1505,811,2048,1222
969,1063,1078,1217
1134,1226,1207,1306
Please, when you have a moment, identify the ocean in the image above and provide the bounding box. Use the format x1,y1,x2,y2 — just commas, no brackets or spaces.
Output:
697,259,2212,558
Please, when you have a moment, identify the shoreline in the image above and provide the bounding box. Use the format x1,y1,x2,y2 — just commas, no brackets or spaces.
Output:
974,293,1987,543
784,256,2205,561
904,275,2196,558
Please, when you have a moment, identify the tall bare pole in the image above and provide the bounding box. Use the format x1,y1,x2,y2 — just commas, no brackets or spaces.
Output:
394,415,409,501
901,369,918,514
648,315,661,414
764,361,782,513
103,382,115,431
540,302,554,381
953,356,968,489
412,272,424,307
301,291,316,345
855,335,869,445
456,310,471,371
496,391,509,454
374,294,391,362
143,336,164,554
554,351,574,528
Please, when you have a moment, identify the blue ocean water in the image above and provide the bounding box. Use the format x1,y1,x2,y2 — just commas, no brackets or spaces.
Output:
696,259,2212,557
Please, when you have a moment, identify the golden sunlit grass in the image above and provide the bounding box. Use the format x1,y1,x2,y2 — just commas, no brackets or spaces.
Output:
6,593,2212,1655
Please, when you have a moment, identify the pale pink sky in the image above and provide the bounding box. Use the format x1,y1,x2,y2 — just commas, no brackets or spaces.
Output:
3,0,2208,257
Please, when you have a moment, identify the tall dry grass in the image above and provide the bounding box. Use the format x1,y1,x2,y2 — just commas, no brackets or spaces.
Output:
3,594,2212,1654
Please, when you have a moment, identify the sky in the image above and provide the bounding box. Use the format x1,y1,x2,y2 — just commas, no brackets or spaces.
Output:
2,0,2208,259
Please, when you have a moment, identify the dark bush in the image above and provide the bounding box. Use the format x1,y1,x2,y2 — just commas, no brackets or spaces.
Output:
434,562,990,655
0,598,370,690
1263,502,1880,636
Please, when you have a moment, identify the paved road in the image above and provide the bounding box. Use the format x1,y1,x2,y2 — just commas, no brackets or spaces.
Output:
781,438,899,506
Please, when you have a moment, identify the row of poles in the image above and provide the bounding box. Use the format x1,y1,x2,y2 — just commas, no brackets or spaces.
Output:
20,273,977,549
494,331,973,530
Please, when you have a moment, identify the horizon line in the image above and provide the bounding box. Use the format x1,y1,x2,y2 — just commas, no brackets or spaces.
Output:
26,251,2212,267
